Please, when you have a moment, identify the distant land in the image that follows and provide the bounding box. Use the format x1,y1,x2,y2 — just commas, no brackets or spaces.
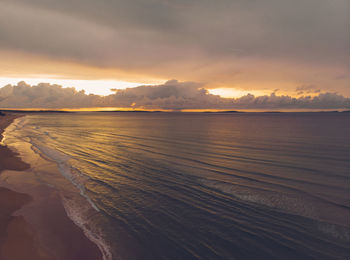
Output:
0,110,73,113
0,109,350,114
96,110,164,113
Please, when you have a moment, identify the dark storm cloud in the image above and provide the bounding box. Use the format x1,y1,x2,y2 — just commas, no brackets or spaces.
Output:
1,81,350,110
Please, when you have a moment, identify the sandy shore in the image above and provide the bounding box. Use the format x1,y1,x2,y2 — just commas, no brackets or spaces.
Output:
0,113,103,260
0,114,30,172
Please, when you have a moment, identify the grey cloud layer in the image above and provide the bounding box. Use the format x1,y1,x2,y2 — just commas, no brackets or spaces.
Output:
3,0,348,62
0,0,349,91
1,81,349,110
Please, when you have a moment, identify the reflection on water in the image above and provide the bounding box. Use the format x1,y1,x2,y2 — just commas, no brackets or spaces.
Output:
6,112,350,259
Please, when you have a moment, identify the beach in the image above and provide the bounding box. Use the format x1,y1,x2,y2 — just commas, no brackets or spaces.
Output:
1,112,350,259
0,113,102,260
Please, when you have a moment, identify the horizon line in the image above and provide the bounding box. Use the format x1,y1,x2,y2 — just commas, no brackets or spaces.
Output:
1,108,350,113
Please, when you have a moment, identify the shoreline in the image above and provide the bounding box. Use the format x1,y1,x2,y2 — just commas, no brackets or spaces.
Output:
0,114,30,172
0,113,103,260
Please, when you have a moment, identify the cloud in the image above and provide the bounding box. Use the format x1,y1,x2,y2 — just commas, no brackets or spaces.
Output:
3,0,348,64
295,85,321,95
1,81,350,110
0,81,100,108
0,0,349,94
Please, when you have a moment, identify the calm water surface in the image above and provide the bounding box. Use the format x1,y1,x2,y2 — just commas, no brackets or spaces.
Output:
6,112,350,259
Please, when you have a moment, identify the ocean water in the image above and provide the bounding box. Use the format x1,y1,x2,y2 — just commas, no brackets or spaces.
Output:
4,112,350,259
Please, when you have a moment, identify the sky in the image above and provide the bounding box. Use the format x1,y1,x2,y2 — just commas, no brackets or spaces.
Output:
0,0,349,109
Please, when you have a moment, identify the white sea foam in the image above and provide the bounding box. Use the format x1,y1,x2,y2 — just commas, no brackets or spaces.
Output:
317,222,350,242
1,116,28,145
4,117,111,258
202,179,350,242
61,195,113,260
30,141,100,212
201,179,315,215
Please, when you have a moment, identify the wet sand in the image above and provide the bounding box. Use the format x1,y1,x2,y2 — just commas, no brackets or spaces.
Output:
0,114,30,172
0,113,103,260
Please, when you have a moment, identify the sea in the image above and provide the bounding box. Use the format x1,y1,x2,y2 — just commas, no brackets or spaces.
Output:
3,112,350,259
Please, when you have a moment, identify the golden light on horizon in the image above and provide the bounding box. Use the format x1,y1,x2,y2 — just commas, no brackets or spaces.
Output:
0,77,164,96
0,77,298,100
208,88,270,98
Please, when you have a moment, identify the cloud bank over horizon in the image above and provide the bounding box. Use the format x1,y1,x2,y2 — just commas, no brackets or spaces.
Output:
1,81,349,110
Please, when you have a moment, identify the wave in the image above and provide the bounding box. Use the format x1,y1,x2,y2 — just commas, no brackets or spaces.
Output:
61,194,113,260
1,116,28,145
6,112,350,259
203,179,350,242
30,140,100,212
4,117,113,260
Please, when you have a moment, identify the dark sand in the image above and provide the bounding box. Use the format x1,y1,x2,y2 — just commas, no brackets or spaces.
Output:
0,114,103,260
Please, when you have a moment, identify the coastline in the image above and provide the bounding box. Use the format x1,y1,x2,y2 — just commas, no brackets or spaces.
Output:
0,113,103,260
0,114,30,172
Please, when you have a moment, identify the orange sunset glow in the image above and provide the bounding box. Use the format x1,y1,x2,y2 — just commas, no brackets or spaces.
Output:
1,1,350,260
0,0,349,110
